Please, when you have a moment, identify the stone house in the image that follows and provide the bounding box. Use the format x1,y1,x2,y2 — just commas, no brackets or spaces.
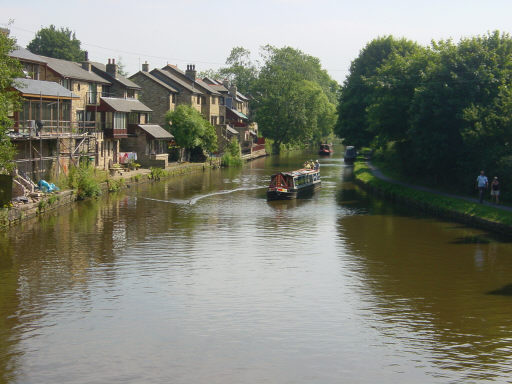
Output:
120,124,173,168
8,46,50,81
90,58,141,99
160,64,221,126
129,62,178,128
7,78,97,180
149,67,203,114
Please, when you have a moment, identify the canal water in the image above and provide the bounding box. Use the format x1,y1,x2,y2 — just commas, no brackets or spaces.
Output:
1,150,512,383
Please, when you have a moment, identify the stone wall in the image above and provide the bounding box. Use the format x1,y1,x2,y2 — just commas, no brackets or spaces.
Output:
130,73,174,128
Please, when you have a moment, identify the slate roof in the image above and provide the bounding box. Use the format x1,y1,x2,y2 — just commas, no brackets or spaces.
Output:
202,76,221,85
137,124,173,139
39,55,111,84
150,68,202,94
210,84,229,93
9,46,47,64
90,62,141,89
13,78,79,99
163,65,220,95
101,97,152,112
131,71,178,93
237,91,249,101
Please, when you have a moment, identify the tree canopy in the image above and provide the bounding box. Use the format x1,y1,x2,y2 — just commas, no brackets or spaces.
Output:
199,45,338,151
27,25,85,61
337,31,512,193
0,31,22,173
253,46,338,152
165,105,217,153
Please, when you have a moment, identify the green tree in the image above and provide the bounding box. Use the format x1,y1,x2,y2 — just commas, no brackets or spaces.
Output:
117,56,129,77
218,47,258,96
27,25,85,61
0,31,22,173
254,46,337,152
165,105,217,159
335,36,419,148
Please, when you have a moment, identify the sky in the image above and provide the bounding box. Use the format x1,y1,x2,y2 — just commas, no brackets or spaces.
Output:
2,0,512,84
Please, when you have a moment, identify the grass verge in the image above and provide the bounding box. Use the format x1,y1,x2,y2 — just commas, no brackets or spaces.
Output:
354,161,512,228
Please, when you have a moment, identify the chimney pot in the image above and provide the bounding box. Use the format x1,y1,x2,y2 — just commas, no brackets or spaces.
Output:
142,61,149,72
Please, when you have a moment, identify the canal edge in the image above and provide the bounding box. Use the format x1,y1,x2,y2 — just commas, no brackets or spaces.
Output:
353,161,512,235
1,160,220,229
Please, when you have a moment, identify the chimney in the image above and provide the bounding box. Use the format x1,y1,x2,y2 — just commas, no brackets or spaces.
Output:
81,51,91,71
229,84,238,99
106,58,118,78
142,61,149,72
185,64,196,81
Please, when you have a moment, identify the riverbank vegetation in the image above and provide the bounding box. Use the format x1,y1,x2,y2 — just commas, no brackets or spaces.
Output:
337,32,512,201
221,138,242,167
202,45,339,153
0,28,22,174
354,161,512,229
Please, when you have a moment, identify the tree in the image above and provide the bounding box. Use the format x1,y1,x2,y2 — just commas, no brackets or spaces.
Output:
27,25,85,61
254,46,337,152
117,56,129,77
0,31,22,173
218,47,259,96
335,36,419,147
165,105,217,160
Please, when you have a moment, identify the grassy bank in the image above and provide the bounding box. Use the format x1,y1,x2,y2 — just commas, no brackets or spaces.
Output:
354,161,512,231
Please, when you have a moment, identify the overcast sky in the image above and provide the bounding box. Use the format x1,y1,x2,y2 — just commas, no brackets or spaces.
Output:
2,0,512,83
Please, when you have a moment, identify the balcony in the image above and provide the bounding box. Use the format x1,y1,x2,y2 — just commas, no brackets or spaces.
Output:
99,122,128,138
8,120,98,139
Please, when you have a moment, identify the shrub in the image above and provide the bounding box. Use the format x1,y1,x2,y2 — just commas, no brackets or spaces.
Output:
108,178,125,192
149,167,166,181
221,138,242,167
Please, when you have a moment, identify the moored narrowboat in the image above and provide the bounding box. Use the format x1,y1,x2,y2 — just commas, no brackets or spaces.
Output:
267,168,321,201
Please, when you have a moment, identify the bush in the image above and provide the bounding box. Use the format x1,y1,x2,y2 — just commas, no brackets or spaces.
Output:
108,178,125,192
67,163,101,200
221,138,242,167
149,167,167,181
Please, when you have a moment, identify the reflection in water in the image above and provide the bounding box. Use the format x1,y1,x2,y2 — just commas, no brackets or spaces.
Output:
1,150,512,383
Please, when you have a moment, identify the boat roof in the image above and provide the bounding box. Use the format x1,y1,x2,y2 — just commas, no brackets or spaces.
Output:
272,168,319,177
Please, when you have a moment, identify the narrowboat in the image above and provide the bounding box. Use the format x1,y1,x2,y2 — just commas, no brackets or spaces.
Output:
267,168,321,201
319,143,333,156
344,146,357,164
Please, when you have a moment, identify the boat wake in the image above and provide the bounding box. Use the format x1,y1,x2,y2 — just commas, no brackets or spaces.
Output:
138,186,265,205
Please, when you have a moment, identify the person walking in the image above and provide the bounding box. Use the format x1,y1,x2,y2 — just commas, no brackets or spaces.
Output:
476,170,488,203
490,176,500,204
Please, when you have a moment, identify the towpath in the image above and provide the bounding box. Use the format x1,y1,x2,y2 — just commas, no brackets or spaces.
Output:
367,162,512,213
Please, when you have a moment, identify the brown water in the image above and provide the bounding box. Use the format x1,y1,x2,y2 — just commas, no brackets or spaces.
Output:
1,150,512,383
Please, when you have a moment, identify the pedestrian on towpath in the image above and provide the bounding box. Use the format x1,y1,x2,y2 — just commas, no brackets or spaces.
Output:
490,176,500,204
476,170,488,203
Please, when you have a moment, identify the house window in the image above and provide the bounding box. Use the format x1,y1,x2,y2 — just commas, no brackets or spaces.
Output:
88,83,97,104
202,96,206,105
129,112,139,124
212,96,216,105
114,112,126,129
62,78,71,90
127,89,135,98
171,94,176,103
197,96,201,104
220,116,225,124
220,96,225,105
211,116,217,125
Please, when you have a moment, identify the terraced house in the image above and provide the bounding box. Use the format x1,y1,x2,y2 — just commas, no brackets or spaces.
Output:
129,62,178,128
89,58,173,168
